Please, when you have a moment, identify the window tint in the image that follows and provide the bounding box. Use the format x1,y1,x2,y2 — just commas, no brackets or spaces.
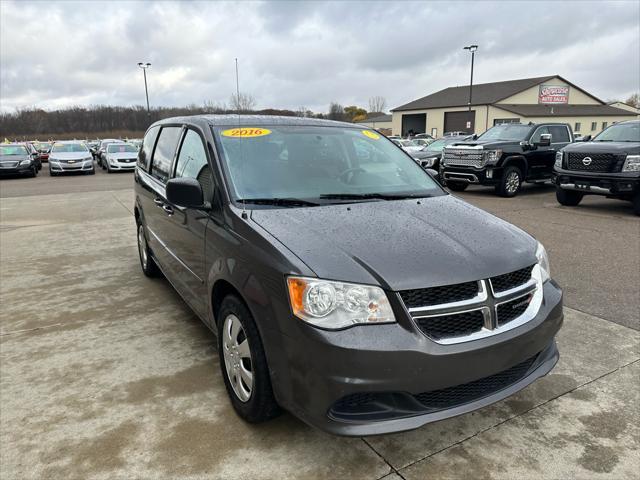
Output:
175,129,215,201
549,126,570,143
138,126,160,171
151,126,181,183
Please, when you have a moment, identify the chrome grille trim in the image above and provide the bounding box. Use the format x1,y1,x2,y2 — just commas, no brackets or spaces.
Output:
400,265,543,345
442,145,484,168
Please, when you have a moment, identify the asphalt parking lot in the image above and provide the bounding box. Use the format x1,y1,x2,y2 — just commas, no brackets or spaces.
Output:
1,169,639,479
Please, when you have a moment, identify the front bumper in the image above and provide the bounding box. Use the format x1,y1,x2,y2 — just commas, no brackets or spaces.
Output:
553,169,640,197
107,160,136,170
273,280,563,436
0,164,34,175
440,165,500,186
50,161,94,173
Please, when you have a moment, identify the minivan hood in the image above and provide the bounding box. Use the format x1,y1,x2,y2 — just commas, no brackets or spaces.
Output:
251,195,537,291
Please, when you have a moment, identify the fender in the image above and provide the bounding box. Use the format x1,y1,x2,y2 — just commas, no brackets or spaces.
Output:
502,154,528,172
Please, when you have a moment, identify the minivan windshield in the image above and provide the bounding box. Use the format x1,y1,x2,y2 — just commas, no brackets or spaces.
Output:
593,122,640,142
478,124,532,141
213,126,444,205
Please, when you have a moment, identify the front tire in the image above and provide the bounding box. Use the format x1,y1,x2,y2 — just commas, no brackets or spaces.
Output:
556,188,584,207
446,181,468,192
497,166,522,197
137,223,161,277
217,295,280,423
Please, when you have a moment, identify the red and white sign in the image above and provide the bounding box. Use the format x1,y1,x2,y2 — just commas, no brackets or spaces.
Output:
538,85,569,104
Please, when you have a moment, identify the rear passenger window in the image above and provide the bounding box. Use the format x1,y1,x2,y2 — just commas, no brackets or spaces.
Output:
151,126,182,183
549,126,570,143
175,129,214,201
138,125,160,171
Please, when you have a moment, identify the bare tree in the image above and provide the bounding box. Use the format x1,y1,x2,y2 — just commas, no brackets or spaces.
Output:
229,93,256,112
368,96,387,114
625,93,640,109
203,100,227,114
296,106,308,117
328,102,345,121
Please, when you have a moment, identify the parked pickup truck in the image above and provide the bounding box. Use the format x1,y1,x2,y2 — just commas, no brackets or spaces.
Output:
553,120,640,215
440,123,573,197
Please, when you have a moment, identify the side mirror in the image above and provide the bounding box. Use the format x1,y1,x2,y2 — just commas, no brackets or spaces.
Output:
472,134,478,140
581,135,592,142
166,177,205,208
535,133,552,147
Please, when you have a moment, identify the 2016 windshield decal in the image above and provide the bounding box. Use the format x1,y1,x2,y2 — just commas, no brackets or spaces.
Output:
362,130,380,140
221,128,272,138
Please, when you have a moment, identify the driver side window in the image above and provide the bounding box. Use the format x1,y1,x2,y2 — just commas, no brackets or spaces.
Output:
174,129,214,202
531,126,550,143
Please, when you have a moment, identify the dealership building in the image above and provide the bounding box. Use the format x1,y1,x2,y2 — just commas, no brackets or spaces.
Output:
391,75,638,138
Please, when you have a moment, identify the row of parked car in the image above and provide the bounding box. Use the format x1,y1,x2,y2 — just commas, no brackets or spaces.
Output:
385,120,640,215
0,138,141,178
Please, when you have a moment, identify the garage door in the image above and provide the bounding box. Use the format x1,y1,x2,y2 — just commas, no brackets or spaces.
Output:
444,111,475,135
401,113,426,136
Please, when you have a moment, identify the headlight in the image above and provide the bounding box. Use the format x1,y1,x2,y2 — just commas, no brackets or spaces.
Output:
554,151,563,169
482,149,502,165
83,156,93,162
19,159,32,166
622,155,640,172
536,242,550,283
287,276,395,329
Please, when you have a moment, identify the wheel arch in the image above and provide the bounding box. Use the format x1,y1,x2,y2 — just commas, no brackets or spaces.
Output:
502,155,528,174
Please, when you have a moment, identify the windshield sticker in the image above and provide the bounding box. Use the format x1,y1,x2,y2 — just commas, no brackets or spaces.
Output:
362,130,380,140
221,128,271,138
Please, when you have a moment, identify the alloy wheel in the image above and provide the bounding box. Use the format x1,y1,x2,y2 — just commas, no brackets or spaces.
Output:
506,171,520,194
222,314,253,402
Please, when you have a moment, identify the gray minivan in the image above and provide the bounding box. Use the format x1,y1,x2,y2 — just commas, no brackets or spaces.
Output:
134,115,563,436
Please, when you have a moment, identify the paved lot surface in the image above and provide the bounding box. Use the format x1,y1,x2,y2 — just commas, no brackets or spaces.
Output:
1,173,639,479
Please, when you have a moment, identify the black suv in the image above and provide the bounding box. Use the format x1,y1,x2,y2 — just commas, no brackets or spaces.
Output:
440,123,573,197
553,120,640,215
134,115,562,436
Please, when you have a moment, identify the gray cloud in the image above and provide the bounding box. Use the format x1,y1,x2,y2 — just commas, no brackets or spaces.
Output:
1,0,639,113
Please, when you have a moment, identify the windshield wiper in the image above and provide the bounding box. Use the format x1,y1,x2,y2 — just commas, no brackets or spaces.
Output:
320,193,432,201
238,197,320,207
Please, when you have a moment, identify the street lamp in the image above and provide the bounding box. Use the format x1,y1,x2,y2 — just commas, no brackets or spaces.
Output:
137,62,151,117
463,45,478,112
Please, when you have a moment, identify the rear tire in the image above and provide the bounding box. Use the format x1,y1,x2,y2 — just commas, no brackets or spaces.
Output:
632,192,640,216
556,188,584,206
446,181,468,192
137,223,161,277
497,166,522,197
217,295,280,423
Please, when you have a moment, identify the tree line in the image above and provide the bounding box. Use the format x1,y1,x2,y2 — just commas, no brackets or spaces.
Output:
0,96,388,139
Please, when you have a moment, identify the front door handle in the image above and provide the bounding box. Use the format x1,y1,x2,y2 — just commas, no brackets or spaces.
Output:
154,198,164,207
162,205,174,215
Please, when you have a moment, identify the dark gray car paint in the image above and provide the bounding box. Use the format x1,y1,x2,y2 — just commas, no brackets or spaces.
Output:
134,115,562,436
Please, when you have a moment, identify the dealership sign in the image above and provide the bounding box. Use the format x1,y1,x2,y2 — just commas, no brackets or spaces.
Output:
538,85,569,104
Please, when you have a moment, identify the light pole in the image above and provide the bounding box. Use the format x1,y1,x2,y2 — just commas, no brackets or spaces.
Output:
463,45,478,112
137,62,151,117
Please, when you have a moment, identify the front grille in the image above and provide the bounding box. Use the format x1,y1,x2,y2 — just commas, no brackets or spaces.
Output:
566,152,623,173
399,281,479,309
490,265,534,293
443,149,483,167
497,294,533,326
414,354,537,410
415,310,485,340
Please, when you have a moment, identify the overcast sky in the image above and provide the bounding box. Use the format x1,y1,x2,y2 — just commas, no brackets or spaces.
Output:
1,0,639,113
